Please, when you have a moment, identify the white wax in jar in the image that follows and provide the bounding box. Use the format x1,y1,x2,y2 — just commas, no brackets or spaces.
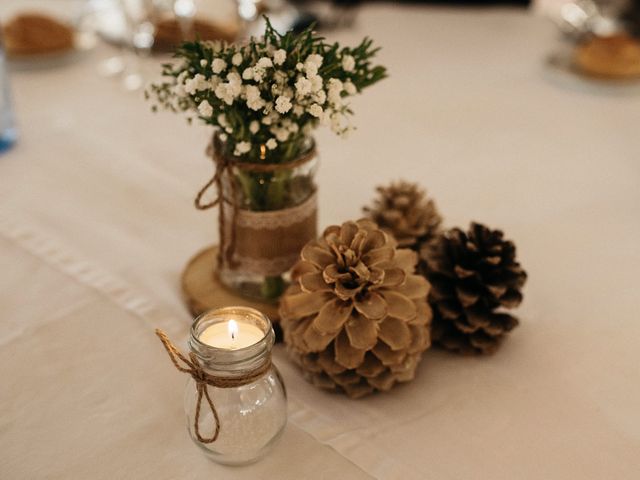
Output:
199,319,264,350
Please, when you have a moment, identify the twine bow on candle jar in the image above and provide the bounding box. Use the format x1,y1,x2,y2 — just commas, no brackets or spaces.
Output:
155,329,272,444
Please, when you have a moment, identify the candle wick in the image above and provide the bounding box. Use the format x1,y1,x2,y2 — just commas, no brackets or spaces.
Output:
231,331,235,340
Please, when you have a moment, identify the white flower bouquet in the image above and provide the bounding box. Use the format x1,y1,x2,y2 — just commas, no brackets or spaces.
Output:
148,19,386,164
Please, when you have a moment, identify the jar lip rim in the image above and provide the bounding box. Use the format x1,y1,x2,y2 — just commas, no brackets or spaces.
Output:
189,306,274,356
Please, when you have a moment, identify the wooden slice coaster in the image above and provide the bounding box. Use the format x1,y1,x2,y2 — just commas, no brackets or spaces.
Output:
181,245,280,321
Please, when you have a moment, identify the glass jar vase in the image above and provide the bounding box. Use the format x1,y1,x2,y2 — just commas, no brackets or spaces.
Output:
214,132,319,301
185,307,287,465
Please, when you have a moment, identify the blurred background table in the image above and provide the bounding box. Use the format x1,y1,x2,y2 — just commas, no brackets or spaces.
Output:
1,2,639,479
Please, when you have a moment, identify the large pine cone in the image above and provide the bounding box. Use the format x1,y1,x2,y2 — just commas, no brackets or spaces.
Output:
363,181,441,250
421,222,527,355
279,219,432,398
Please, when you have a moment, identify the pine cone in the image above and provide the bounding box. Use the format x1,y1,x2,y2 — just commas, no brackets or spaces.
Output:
363,181,442,250
279,219,432,398
421,222,527,355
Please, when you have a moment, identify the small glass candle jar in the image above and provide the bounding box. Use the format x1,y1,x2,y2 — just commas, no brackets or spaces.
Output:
185,307,287,465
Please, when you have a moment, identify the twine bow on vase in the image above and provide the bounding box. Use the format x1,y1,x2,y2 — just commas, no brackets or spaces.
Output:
194,136,238,269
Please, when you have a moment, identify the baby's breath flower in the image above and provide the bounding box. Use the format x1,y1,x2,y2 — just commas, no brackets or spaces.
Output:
253,67,266,82
185,74,208,94
242,67,254,80
295,77,312,97
304,54,323,76
313,90,327,105
275,95,293,114
327,78,343,92
342,55,355,72
304,63,318,77
210,75,222,90
232,52,243,66
307,54,323,67
198,100,213,117
200,59,208,67
234,141,251,156
227,71,242,86
344,80,357,95
296,62,304,71
173,83,186,96
211,58,227,74
214,72,242,105
257,57,273,69
308,103,323,118
327,78,343,104
177,70,189,84
273,49,286,65
245,85,265,111
309,75,323,93
272,127,290,142
249,120,260,134
215,83,235,105
266,138,277,150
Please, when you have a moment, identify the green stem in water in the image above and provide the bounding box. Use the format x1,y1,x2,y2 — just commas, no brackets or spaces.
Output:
261,275,286,300
230,136,309,299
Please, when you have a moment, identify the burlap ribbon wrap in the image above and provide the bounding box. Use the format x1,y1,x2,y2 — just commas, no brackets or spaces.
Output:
195,135,317,276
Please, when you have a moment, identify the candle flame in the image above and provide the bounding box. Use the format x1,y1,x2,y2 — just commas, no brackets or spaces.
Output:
228,319,238,340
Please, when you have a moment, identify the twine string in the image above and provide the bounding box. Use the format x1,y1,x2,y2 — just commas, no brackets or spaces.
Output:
194,134,317,270
194,137,238,268
155,329,271,444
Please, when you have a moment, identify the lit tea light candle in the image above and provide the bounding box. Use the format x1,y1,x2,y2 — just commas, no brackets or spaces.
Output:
199,319,264,350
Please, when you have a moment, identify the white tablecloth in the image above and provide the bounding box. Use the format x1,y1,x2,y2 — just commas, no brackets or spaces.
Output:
2,3,639,479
